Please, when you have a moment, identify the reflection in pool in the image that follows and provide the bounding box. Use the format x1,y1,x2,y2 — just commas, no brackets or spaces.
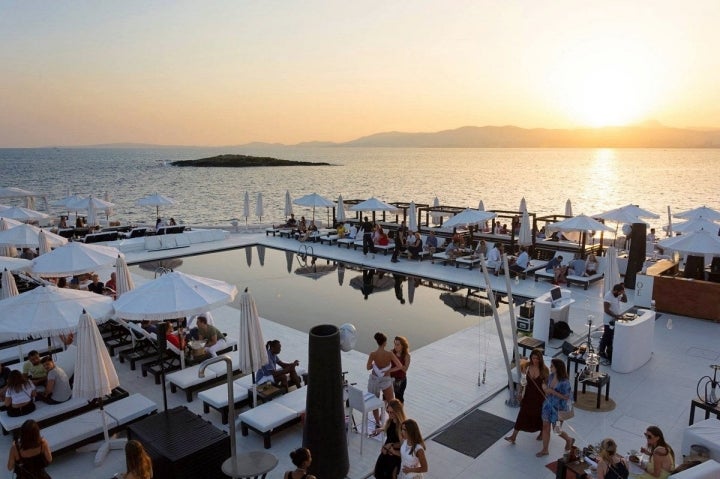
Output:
133,246,494,354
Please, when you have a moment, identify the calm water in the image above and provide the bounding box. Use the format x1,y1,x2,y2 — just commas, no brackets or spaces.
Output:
131,247,490,354
1,147,719,229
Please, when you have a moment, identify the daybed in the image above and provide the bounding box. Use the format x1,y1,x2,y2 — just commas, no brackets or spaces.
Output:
534,251,574,283
337,229,360,248
166,350,241,402
238,386,307,448
198,377,252,424
565,257,606,290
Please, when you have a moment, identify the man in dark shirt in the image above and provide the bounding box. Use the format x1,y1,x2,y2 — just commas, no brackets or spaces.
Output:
361,216,376,256
87,274,105,294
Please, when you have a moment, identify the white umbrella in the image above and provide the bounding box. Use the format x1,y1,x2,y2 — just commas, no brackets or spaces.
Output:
31,242,122,278
658,230,720,255
603,246,621,296
518,209,533,246
294,193,334,221
0,206,49,222
113,271,238,321
73,310,124,465
115,255,134,298
336,195,346,223
666,205,673,237
671,217,720,234
66,195,115,213
442,208,496,229
565,199,573,217
519,197,527,213
284,190,293,218
0,257,31,272
1,268,19,300
103,191,114,220
349,197,397,213
547,214,614,233
407,201,418,232
0,187,39,199
38,229,53,255
255,192,264,222
0,285,114,340
432,196,442,225
597,204,659,221
478,200,485,212
0,217,23,227
0,217,21,257
87,203,98,227
0,224,67,248
237,289,269,407
674,205,720,221
243,191,250,226
136,193,176,218
53,193,86,219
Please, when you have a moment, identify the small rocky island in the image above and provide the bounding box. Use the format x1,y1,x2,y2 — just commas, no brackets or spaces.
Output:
171,154,331,167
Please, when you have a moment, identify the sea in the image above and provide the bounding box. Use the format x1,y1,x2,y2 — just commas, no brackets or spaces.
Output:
1,146,719,228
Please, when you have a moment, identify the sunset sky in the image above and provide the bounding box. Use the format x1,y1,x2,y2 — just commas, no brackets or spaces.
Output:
1,1,719,147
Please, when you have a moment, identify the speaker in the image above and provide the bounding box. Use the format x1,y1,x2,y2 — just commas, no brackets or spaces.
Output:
625,222,646,289
156,322,167,351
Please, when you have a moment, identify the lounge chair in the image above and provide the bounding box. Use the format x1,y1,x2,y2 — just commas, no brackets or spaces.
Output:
534,251,574,283
118,322,161,371
197,376,252,424
41,393,157,455
238,386,307,448
565,257,606,290
337,228,360,248
119,227,148,239
166,350,242,402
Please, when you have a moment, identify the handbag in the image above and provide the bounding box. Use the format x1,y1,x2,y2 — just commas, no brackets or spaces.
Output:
558,401,574,421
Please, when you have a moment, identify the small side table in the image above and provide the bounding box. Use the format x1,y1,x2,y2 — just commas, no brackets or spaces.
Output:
689,397,720,425
251,383,283,406
222,451,278,479
518,336,546,357
566,354,600,376
574,372,610,409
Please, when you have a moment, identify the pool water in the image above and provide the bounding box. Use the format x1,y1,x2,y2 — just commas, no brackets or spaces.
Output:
132,246,494,354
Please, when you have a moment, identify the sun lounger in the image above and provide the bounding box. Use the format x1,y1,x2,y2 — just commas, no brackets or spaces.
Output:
167,350,241,402
119,227,148,239
337,231,359,248
534,251,574,283
119,323,161,371
432,251,457,266
352,238,395,255
238,387,307,448
155,225,186,235
140,339,185,384
42,393,157,455
198,377,252,424
455,255,483,270
565,257,606,290
0,386,129,435
83,231,119,243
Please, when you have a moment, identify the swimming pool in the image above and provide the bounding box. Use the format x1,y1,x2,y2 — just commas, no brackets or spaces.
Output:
131,246,494,354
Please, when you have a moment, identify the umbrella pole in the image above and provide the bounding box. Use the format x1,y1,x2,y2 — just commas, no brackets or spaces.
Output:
76,396,127,465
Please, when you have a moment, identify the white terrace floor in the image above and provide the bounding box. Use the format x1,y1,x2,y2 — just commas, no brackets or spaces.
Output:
6,229,719,479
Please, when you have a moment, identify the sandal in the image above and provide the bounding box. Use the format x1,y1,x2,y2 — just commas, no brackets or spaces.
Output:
535,451,549,457
504,436,515,444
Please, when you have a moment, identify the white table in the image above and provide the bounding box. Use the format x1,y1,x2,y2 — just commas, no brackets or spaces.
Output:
532,289,574,345
611,309,655,373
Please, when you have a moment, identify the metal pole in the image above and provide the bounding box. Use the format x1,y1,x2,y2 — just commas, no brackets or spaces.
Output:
502,253,523,408
199,356,236,465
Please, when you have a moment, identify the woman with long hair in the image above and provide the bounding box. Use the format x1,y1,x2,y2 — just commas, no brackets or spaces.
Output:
373,398,407,479
391,336,411,403
367,332,403,426
537,358,574,457
7,419,52,479
121,440,153,479
284,447,317,479
504,348,549,444
4,370,36,417
398,419,427,478
596,438,629,479
633,426,675,479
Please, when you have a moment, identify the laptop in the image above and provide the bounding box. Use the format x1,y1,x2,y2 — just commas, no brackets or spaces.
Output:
550,286,562,307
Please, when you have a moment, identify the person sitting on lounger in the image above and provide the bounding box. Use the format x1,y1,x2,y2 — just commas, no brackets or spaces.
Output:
407,232,423,259
545,255,566,284
284,213,297,228
165,322,186,351
336,222,345,238
486,242,502,273
473,239,488,258
196,315,226,357
509,246,530,277
38,356,72,404
22,351,47,387
256,340,302,389
424,230,438,255
585,254,599,276
5,370,36,417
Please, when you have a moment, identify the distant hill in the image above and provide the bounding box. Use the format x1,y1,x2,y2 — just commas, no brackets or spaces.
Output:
338,124,720,148
171,154,331,167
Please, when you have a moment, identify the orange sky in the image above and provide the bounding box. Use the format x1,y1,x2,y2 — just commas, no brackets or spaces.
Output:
1,1,719,147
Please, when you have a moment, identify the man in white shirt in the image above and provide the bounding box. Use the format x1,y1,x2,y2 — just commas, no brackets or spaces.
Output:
600,283,628,363
486,243,502,273
509,246,530,278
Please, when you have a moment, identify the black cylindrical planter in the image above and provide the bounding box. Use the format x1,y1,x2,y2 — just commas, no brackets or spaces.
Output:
303,324,349,479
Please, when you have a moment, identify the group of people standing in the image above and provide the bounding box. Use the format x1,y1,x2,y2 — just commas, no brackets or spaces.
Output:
367,332,427,478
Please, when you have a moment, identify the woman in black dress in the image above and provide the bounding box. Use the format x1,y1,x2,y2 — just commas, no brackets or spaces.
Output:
7,419,52,479
504,348,548,444
374,398,406,479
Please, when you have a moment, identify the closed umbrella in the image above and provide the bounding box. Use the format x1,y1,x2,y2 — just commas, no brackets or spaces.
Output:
136,193,176,218
115,255,135,298
666,206,673,237
38,229,53,255
565,199,573,217
237,289,269,406
478,200,485,212
0,285,114,340
243,191,250,226
674,205,720,221
603,246,621,296
103,191,114,220
519,197,527,213
31,242,122,278
443,208,496,229
87,202,98,227
73,310,124,465
407,201,418,232
518,209,533,247
255,192,264,223
1,268,19,300
284,190,293,218
336,195,346,223
432,196,442,225
113,271,238,321
293,193,334,222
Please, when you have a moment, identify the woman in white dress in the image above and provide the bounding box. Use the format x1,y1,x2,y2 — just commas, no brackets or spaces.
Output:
398,419,427,479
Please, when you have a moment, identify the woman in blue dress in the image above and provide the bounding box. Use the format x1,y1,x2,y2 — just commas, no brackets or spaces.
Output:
537,358,574,457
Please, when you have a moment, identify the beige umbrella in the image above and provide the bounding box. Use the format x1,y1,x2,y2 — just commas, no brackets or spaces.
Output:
1,268,19,300
115,255,135,298
73,310,124,465
237,289,269,406
38,229,53,255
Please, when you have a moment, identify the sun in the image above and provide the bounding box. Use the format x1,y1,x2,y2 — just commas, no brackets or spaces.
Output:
548,36,661,128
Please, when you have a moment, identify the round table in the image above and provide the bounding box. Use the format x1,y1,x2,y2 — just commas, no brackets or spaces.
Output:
222,451,279,479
